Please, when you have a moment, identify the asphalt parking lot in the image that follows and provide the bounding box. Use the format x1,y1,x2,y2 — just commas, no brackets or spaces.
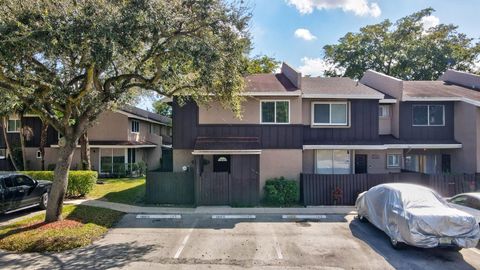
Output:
1,213,479,270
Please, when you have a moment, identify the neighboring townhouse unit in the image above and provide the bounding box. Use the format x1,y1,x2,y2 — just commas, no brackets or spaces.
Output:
0,106,172,176
361,69,480,174
172,63,402,205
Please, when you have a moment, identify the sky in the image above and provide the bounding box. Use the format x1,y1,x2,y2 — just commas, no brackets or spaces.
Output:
138,0,480,110
251,0,480,76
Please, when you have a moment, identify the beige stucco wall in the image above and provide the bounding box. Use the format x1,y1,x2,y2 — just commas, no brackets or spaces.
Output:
259,150,303,194
88,111,129,141
355,149,403,174
25,147,82,171
173,149,194,172
199,97,303,124
452,102,478,173
302,150,315,174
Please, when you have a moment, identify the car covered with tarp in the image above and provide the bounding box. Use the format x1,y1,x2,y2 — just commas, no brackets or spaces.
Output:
355,183,480,249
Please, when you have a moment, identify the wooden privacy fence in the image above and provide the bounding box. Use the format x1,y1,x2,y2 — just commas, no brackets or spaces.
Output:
301,173,480,206
145,171,194,204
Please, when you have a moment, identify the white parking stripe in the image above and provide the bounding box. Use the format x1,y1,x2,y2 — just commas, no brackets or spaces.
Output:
282,215,327,219
270,227,284,260
212,215,256,219
136,214,181,219
174,219,198,259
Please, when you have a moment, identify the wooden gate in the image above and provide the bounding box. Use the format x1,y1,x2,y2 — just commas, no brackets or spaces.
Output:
198,155,260,206
199,172,230,205
230,155,260,206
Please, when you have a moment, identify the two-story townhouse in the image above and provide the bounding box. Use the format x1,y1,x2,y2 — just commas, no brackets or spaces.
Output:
172,63,402,205
0,106,172,175
360,69,480,174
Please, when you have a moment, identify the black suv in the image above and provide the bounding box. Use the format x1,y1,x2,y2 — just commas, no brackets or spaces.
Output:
0,173,51,214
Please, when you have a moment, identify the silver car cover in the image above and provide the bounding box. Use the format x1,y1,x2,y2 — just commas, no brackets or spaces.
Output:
356,183,480,248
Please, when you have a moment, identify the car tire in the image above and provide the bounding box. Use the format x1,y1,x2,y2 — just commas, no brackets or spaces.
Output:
450,246,462,252
390,238,404,249
39,193,48,210
357,215,367,222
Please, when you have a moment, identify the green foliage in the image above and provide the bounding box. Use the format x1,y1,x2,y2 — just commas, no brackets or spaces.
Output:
22,171,97,197
152,100,172,118
263,177,299,206
243,55,280,75
323,8,480,80
0,205,124,252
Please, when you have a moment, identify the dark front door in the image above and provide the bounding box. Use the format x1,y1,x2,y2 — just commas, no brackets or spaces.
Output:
230,155,259,206
355,154,368,174
441,154,451,173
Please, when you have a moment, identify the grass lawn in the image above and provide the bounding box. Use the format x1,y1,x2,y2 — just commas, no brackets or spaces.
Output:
0,205,124,253
88,178,145,205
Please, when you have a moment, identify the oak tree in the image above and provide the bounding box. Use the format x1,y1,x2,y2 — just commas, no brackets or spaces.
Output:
0,0,251,222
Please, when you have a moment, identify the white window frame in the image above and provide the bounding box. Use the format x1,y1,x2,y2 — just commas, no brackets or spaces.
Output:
36,150,42,159
412,105,445,127
379,105,390,118
260,100,290,124
131,120,140,133
387,154,401,168
0,149,6,159
311,101,350,127
6,117,21,133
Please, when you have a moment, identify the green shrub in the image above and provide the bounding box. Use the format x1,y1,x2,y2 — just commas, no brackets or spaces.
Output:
21,171,98,197
263,177,299,206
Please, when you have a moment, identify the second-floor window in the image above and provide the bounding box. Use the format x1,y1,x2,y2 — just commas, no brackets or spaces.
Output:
7,117,21,133
131,120,140,133
412,105,444,126
260,101,289,124
312,102,348,126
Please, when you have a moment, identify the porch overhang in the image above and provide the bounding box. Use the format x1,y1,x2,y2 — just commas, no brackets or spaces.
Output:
303,143,462,150
193,136,261,155
192,150,262,155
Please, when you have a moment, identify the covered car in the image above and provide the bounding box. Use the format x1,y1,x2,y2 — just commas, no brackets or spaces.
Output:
355,183,480,249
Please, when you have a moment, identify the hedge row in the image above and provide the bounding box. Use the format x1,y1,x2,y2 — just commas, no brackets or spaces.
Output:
21,171,98,198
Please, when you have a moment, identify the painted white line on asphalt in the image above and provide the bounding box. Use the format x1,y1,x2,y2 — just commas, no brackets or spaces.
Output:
269,227,284,260
468,248,480,255
136,214,181,219
282,215,327,219
212,215,256,219
174,219,198,259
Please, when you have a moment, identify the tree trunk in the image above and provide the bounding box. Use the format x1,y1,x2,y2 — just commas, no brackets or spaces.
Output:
39,121,49,170
1,116,19,171
79,132,91,170
19,114,27,170
45,141,76,223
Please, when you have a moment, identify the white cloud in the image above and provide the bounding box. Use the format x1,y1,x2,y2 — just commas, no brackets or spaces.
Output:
298,57,344,77
286,0,381,17
294,28,317,41
420,15,440,30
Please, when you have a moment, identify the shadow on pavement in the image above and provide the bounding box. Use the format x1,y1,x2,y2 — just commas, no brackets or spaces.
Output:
113,213,350,230
0,242,155,270
349,218,477,270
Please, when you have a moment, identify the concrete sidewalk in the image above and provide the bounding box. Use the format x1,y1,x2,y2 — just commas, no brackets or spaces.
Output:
65,199,356,215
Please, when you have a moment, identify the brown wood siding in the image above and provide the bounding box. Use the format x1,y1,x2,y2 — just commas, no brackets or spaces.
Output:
172,99,198,149
173,99,380,149
399,101,454,141
303,99,379,144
